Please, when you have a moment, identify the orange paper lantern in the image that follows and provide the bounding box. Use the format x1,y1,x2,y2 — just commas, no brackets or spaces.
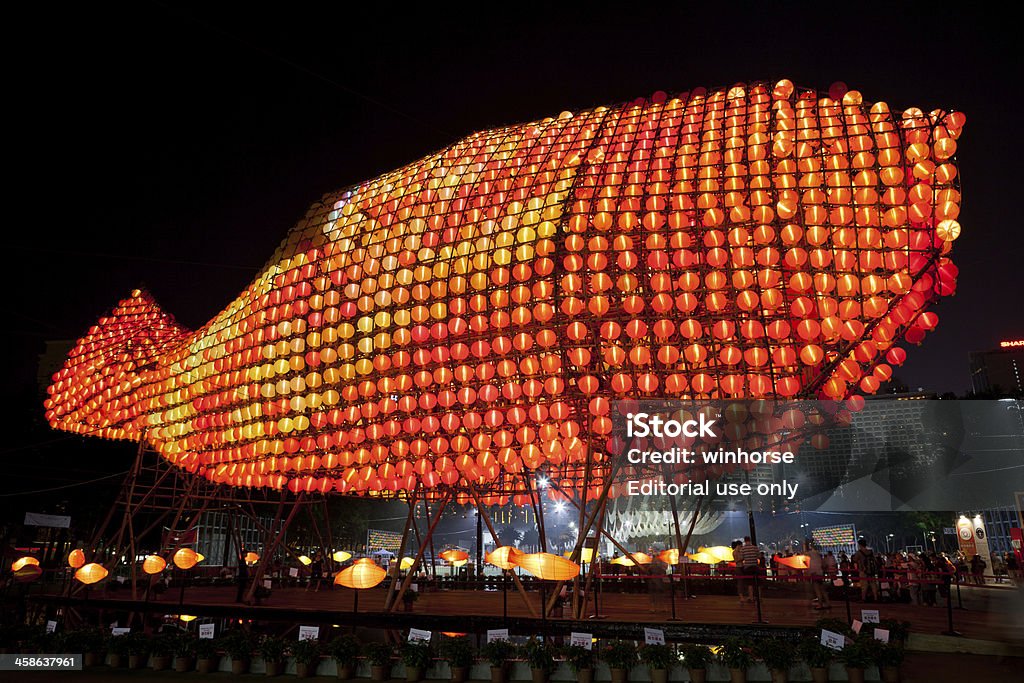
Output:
334,557,386,589
245,552,260,565
75,562,109,585
143,555,167,574
68,548,86,569
515,552,580,580
776,554,810,570
440,549,469,563
658,549,681,565
173,548,200,570
485,546,524,570
11,556,39,572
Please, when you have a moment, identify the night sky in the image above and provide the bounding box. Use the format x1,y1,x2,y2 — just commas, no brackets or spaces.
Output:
7,3,1022,514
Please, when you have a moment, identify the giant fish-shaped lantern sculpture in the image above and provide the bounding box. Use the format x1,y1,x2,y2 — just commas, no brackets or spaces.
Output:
44,80,965,504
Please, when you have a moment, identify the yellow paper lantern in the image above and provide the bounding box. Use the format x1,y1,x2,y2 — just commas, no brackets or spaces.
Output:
68,548,86,569
11,556,40,572
173,548,200,570
179,615,197,622
610,552,652,567
515,552,580,580
686,552,718,565
400,557,416,570
332,550,352,563
143,555,167,574
658,549,680,565
334,557,386,589
486,546,524,571
700,546,735,563
75,562,109,585
451,559,468,568
298,555,313,566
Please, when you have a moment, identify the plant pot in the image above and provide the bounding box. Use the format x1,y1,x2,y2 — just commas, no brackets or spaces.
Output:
770,670,788,683
610,667,629,683
845,667,866,683
451,665,469,683
406,665,425,682
810,666,829,683
531,668,549,683
881,665,900,683
232,658,251,675
128,654,146,670
199,656,220,674
372,664,391,681
490,665,509,683
265,659,284,677
729,668,748,683
337,663,356,679
298,661,319,678
108,654,125,668
174,656,194,672
687,669,707,683
83,652,102,668
152,655,172,671
650,668,668,683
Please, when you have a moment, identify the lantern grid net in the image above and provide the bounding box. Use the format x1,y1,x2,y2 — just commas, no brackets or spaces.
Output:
43,80,964,505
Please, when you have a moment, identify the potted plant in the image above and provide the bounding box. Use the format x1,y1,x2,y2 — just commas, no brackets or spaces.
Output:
876,620,910,644
480,639,515,683
174,633,197,672
440,636,474,683
328,634,361,680
797,637,833,683
718,638,754,683
401,641,433,683
293,638,323,678
837,637,876,683
365,642,394,682
223,630,254,675
679,644,712,683
196,636,222,674
563,645,596,683
640,644,677,683
524,640,557,683
753,639,796,683
126,632,152,670
259,635,289,677
874,642,906,683
402,590,420,613
66,627,106,667
150,632,176,671
106,632,131,668
602,640,637,683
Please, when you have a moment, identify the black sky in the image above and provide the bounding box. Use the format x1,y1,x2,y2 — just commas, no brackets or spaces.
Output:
7,2,1023,508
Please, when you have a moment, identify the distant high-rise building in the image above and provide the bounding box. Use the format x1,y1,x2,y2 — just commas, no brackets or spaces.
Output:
970,341,1024,396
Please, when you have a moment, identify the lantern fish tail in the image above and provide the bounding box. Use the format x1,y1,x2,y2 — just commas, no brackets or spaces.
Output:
44,289,190,441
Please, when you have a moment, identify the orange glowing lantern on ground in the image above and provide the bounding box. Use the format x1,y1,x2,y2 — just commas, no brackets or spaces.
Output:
332,550,352,563
334,558,386,589
11,557,39,572
686,552,719,565
515,552,580,580
173,548,200,570
244,552,260,565
700,546,735,563
75,563,109,585
298,555,313,566
68,549,86,569
143,555,167,574
776,555,810,570
486,546,524,570
399,557,416,570
610,552,652,567
440,549,469,563
658,549,681,565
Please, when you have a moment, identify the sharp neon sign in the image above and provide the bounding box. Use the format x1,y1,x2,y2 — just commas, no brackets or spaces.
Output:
1000,340,1024,348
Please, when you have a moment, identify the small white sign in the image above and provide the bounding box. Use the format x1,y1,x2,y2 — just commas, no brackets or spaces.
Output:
832,578,844,587
873,628,890,644
298,626,320,641
861,609,880,624
289,567,299,578
408,628,431,644
486,629,509,643
112,627,131,636
820,630,845,651
46,621,57,634
263,579,273,589
410,583,419,592
643,628,665,645
570,632,594,650
199,623,215,639
116,576,126,584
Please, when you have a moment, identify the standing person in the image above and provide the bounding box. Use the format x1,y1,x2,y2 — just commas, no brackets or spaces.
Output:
235,549,250,604
1005,551,1020,583
647,555,667,613
970,554,986,585
823,551,838,582
805,541,831,610
735,536,760,605
307,552,324,592
852,539,880,602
